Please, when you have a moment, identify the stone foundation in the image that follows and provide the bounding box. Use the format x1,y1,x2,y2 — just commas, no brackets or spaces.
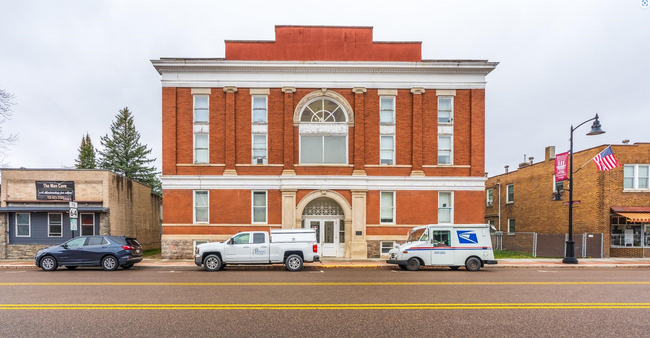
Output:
6,244,52,259
367,240,405,258
162,239,194,259
0,213,7,259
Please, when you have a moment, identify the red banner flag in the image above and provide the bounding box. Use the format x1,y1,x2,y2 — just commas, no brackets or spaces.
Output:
555,152,569,181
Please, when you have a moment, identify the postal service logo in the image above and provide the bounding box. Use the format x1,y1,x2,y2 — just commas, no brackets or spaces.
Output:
457,230,478,244
642,0,649,9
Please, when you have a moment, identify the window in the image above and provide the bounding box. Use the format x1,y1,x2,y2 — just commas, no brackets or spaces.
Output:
65,237,86,248
380,241,395,255
87,237,104,246
299,98,348,165
506,184,514,203
432,230,451,246
193,240,209,253
438,192,452,224
486,189,493,206
438,97,453,124
232,233,250,245
252,134,267,164
194,134,209,164
438,135,452,165
508,219,516,233
624,164,650,190
48,213,62,237
253,233,266,244
252,191,267,224
380,97,395,124
194,191,209,223
81,214,94,236
252,96,267,123
16,213,30,237
380,192,395,224
194,95,209,123
380,135,394,165
301,135,346,164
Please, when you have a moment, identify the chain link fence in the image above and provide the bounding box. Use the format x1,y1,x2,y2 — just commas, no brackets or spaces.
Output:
491,232,603,258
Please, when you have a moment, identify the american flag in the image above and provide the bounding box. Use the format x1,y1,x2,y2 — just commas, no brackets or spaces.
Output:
592,146,620,171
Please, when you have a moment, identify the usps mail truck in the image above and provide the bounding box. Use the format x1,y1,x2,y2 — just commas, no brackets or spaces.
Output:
386,224,497,271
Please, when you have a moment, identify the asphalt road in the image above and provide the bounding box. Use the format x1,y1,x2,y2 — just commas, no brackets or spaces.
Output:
1,267,650,337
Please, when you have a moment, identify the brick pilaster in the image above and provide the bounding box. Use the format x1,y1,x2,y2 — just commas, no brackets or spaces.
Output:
352,87,366,176
470,89,485,177
162,87,177,175
282,86,296,175
410,87,425,176
224,86,237,175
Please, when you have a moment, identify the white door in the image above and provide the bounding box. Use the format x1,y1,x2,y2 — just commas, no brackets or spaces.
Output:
305,218,343,257
224,233,251,263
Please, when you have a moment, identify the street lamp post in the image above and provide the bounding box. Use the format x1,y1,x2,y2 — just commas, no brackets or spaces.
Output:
562,114,605,264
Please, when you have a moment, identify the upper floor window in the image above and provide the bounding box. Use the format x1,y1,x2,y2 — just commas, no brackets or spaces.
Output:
194,95,209,123
380,135,395,165
438,135,452,165
252,96,267,123
506,184,514,203
299,98,348,164
486,189,493,206
194,134,209,164
380,97,395,124
624,164,650,190
252,134,267,165
438,192,452,224
438,97,453,124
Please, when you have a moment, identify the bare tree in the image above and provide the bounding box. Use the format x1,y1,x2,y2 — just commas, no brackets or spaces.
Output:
0,88,18,166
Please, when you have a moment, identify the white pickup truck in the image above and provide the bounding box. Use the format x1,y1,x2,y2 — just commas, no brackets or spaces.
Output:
194,229,320,272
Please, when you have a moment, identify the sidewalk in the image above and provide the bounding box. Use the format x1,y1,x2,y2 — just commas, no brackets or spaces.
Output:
3,257,650,270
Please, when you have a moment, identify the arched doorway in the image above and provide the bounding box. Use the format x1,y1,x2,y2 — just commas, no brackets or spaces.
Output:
302,197,345,257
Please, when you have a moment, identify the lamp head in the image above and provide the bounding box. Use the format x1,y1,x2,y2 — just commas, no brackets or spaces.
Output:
587,113,605,136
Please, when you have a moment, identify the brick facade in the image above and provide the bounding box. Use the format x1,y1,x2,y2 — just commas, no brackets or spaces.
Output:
153,26,497,259
485,143,650,258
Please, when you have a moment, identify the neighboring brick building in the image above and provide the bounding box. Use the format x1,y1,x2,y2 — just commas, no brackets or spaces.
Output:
152,25,498,259
0,169,162,259
485,143,650,258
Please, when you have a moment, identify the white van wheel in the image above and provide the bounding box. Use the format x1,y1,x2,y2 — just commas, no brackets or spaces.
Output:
465,257,481,271
405,258,421,271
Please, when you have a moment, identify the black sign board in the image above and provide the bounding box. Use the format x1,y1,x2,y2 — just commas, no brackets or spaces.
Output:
36,181,75,201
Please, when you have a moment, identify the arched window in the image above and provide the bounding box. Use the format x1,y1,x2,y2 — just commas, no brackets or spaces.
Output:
299,98,348,164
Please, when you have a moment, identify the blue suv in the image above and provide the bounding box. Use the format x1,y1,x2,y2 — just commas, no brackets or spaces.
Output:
35,236,143,271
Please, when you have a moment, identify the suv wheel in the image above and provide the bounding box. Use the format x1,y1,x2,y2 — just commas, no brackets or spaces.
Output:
285,254,303,272
204,254,222,272
40,256,58,271
102,256,119,271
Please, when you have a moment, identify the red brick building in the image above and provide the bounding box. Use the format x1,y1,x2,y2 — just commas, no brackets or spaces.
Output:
152,26,498,259
485,143,650,258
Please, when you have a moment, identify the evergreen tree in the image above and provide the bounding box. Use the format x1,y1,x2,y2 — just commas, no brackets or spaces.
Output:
74,133,96,169
98,107,161,194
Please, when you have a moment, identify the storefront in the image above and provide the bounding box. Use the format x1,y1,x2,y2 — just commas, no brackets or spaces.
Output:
610,207,650,257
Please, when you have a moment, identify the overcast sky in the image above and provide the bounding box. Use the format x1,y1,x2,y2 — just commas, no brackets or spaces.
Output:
0,0,648,176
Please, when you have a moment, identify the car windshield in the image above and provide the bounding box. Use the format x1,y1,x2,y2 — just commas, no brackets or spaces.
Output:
407,229,426,242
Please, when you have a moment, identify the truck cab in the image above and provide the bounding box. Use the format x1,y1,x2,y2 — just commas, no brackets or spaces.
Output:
386,224,497,271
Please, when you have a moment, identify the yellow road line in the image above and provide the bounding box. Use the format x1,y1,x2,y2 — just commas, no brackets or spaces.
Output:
0,303,649,310
1,282,650,286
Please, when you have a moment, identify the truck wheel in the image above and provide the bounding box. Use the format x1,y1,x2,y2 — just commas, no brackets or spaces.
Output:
465,257,482,271
204,254,222,272
405,257,421,271
285,254,303,272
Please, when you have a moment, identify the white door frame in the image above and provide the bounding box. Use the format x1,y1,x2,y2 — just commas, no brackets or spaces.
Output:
304,217,345,258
